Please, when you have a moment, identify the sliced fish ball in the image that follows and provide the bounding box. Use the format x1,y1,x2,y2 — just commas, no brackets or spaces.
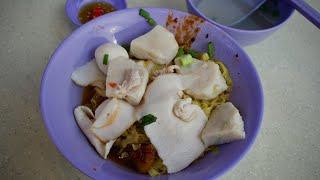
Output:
91,98,135,142
137,74,207,173
130,25,179,65
71,60,105,87
106,57,148,105
201,102,245,147
74,106,114,158
175,58,228,100
95,43,129,74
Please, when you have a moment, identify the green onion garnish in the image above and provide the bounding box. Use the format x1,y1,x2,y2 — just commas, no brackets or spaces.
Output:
140,114,157,127
139,8,157,26
208,42,215,59
176,47,185,57
188,49,200,58
139,8,150,19
103,54,109,65
179,54,193,67
147,18,157,26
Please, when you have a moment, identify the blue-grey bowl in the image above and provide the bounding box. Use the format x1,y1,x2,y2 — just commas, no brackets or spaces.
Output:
186,0,295,46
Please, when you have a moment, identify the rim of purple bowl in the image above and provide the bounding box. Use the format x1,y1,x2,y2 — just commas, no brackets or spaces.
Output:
186,0,295,33
40,7,264,179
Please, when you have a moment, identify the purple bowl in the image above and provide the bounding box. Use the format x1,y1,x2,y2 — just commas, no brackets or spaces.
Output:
186,0,294,46
40,8,263,179
65,0,127,26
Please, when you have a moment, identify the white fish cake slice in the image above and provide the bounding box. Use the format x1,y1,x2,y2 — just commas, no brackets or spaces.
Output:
91,98,135,143
95,43,129,74
201,102,245,147
175,58,228,100
71,60,105,87
137,74,207,173
105,57,148,105
74,106,115,158
130,25,179,65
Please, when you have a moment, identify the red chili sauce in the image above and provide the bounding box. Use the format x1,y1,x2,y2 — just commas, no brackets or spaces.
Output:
78,2,116,24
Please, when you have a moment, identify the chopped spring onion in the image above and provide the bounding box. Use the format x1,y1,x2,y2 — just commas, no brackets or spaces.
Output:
176,47,185,57
139,8,157,26
147,18,157,26
139,8,150,19
140,114,157,127
103,54,109,65
188,49,200,58
208,42,214,59
179,54,193,67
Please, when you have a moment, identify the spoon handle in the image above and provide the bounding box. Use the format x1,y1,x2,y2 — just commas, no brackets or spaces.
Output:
286,0,320,28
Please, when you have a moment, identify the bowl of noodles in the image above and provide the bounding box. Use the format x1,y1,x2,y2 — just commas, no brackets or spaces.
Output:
40,8,263,179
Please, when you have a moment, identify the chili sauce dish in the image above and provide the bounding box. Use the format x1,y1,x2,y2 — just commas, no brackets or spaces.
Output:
65,0,127,26
40,8,263,179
